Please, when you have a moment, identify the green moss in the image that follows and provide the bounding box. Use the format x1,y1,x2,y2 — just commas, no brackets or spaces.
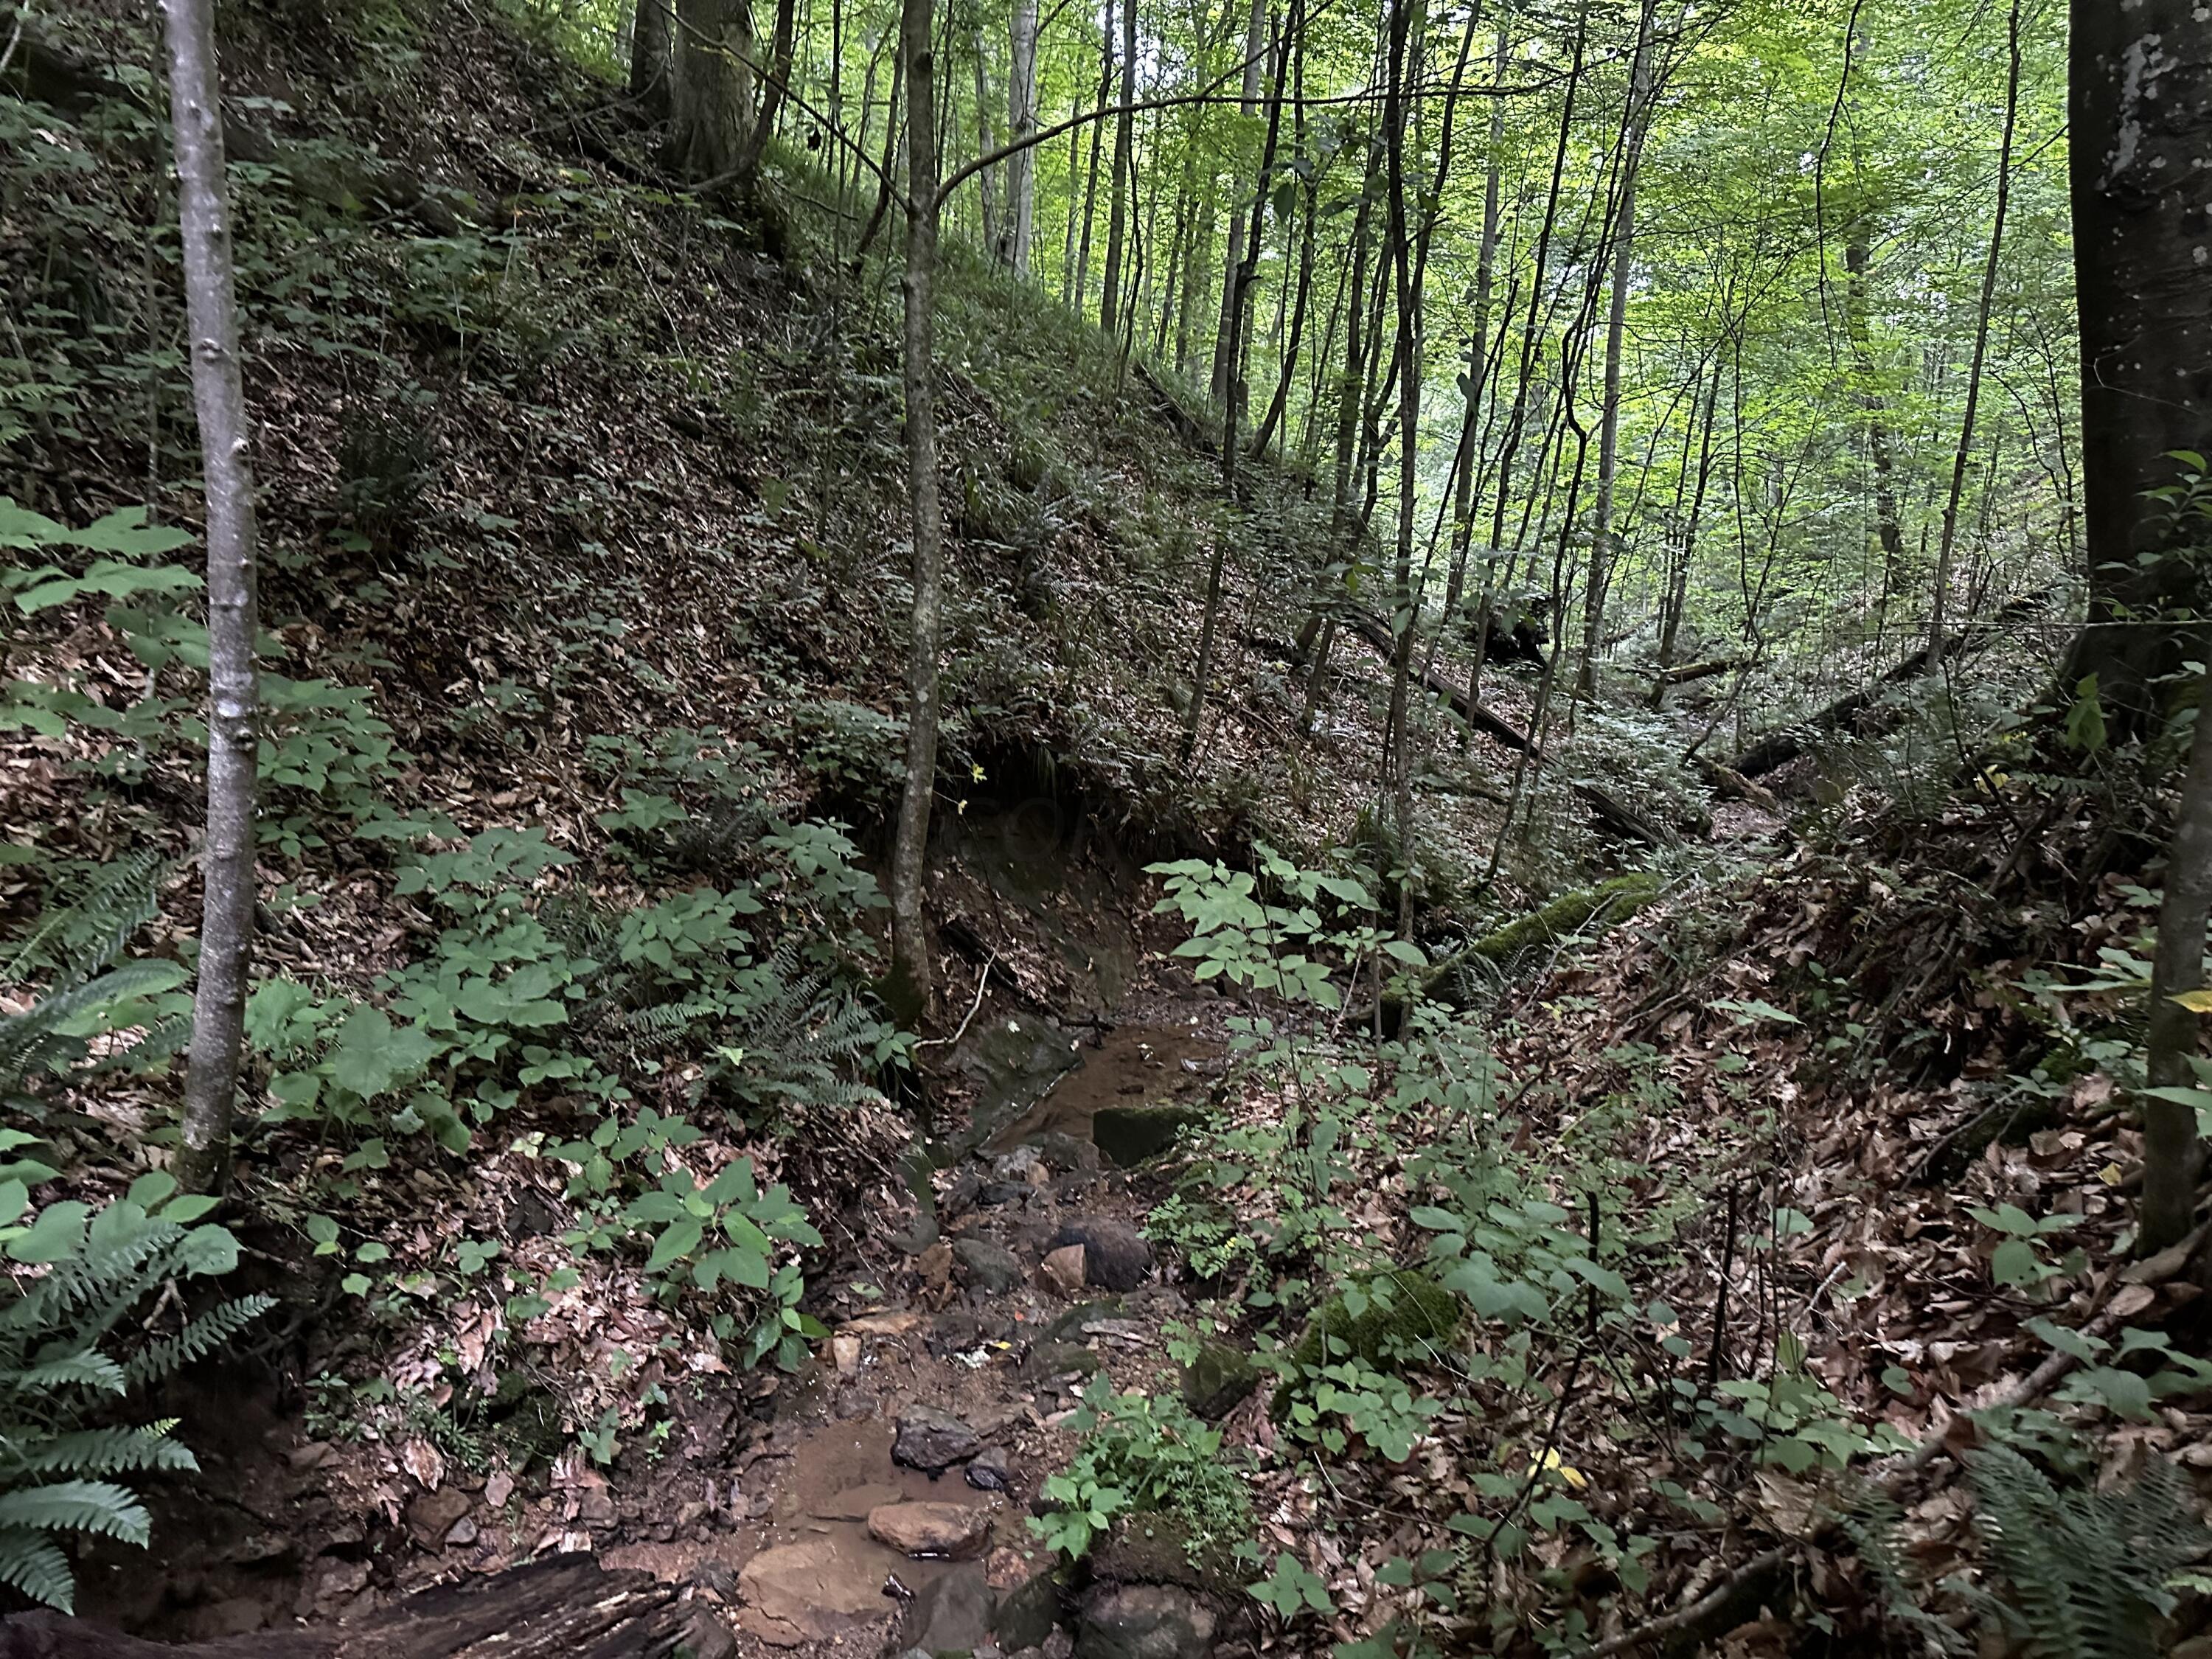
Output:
1272,1268,1462,1413
1467,872,1660,964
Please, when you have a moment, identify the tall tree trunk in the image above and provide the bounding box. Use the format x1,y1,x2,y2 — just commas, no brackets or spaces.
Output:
1180,4,1290,765
1006,0,1039,274
1209,0,1265,405
630,0,672,117
1577,0,1655,699
970,23,998,255
2061,0,2212,736
1844,232,1908,609
1927,0,2020,658
160,0,260,1195
1652,352,1721,708
1250,12,1312,459
672,0,755,181
1381,0,1420,939
2142,635,2212,1251
1099,0,1138,334
888,0,943,1018
1074,19,1111,311
737,0,796,187
1060,84,1085,297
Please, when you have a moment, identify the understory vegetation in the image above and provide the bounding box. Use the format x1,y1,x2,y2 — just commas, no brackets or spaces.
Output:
4,0,2212,1650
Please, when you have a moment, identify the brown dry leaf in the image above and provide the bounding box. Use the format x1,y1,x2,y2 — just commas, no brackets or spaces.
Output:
400,1439,445,1492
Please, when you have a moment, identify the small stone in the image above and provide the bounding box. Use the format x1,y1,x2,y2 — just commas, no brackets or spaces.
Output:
894,1404,984,1472
966,1444,1015,1492
1043,1627,1074,1659
1049,1219,1153,1292
287,1441,336,1471
956,1237,1027,1294
994,1146,1045,1183
868,1500,994,1558
900,1571,994,1654
443,1516,479,1548
1040,1245,1088,1297
1077,1582,1217,1659
577,1486,616,1526
980,1181,1033,1208
482,1470,515,1508
1180,1338,1259,1422
1022,1340,1102,1381
832,1334,862,1375
404,1486,472,1548
1034,1133,1099,1175
988,1550,1060,1650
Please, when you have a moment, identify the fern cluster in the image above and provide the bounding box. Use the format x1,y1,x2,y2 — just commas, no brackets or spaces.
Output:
1842,1442,2211,1659
0,1179,272,1613
1,853,186,1107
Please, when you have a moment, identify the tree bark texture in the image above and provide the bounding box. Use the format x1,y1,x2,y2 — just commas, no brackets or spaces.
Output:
1099,0,1138,335
160,0,260,1197
630,0,672,117
2141,635,2212,1251
2062,0,2212,735
889,0,943,1017
672,0,755,181
1006,0,1039,273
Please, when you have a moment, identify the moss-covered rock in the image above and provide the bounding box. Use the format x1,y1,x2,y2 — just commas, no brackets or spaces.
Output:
1178,1338,1259,1422
1091,1102,1208,1166
1271,1269,1462,1414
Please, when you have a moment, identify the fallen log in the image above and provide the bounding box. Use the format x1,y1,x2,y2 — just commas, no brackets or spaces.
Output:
1646,656,1742,686
1338,607,1536,754
1727,589,2056,779
0,1555,731,1659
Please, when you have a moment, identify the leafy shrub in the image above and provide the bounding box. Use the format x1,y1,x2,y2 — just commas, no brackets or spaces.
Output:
1032,1378,1253,1565
0,1179,273,1612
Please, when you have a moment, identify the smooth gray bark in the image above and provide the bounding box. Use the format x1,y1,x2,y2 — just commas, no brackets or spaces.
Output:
160,0,260,1194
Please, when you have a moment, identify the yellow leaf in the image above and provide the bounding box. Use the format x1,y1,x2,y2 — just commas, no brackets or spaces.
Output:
970,763,987,782
2169,989,2212,1012
1526,1447,1587,1488
2098,1163,2124,1186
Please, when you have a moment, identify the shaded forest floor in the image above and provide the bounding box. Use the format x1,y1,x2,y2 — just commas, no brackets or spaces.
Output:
4,0,2211,1654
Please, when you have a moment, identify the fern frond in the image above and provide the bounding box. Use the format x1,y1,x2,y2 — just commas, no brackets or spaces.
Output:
0,849,164,992
122,1294,275,1388
0,959,187,1086
3,1425,198,1478
0,1528,75,1612
0,1349,128,1396
0,1479,152,1545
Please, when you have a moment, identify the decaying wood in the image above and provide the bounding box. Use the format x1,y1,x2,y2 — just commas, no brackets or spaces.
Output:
1727,588,2056,779
0,1557,731,1659
1338,606,1534,754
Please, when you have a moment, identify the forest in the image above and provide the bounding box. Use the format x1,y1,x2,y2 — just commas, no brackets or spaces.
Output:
2,0,2211,1652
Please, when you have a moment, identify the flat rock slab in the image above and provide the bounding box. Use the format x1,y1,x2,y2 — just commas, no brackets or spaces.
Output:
737,1537,893,1644
1077,1582,1217,1659
867,1500,994,1559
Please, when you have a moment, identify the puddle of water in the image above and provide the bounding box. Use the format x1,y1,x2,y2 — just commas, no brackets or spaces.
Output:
987,1022,1212,1153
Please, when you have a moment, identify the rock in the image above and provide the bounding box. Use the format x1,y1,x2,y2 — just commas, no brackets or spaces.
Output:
404,1486,472,1548
966,1444,1015,1493
980,1181,1034,1208
1090,1104,1208,1168
869,1500,995,1558
813,1481,905,1521
900,1571,995,1654
987,1549,1061,1650
444,1515,479,1548
895,1404,984,1472
482,1470,515,1508
577,1485,616,1526
933,1308,1015,1352
1035,1131,1100,1174
1022,1340,1102,1382
995,1146,1045,1183
945,1167,984,1216
1179,1339,1259,1422
738,1537,894,1642
1040,1245,1088,1297
1076,1583,1217,1659
1049,1220,1153,1291
956,1237,1027,1294
832,1334,862,1375
1044,1630,1074,1659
